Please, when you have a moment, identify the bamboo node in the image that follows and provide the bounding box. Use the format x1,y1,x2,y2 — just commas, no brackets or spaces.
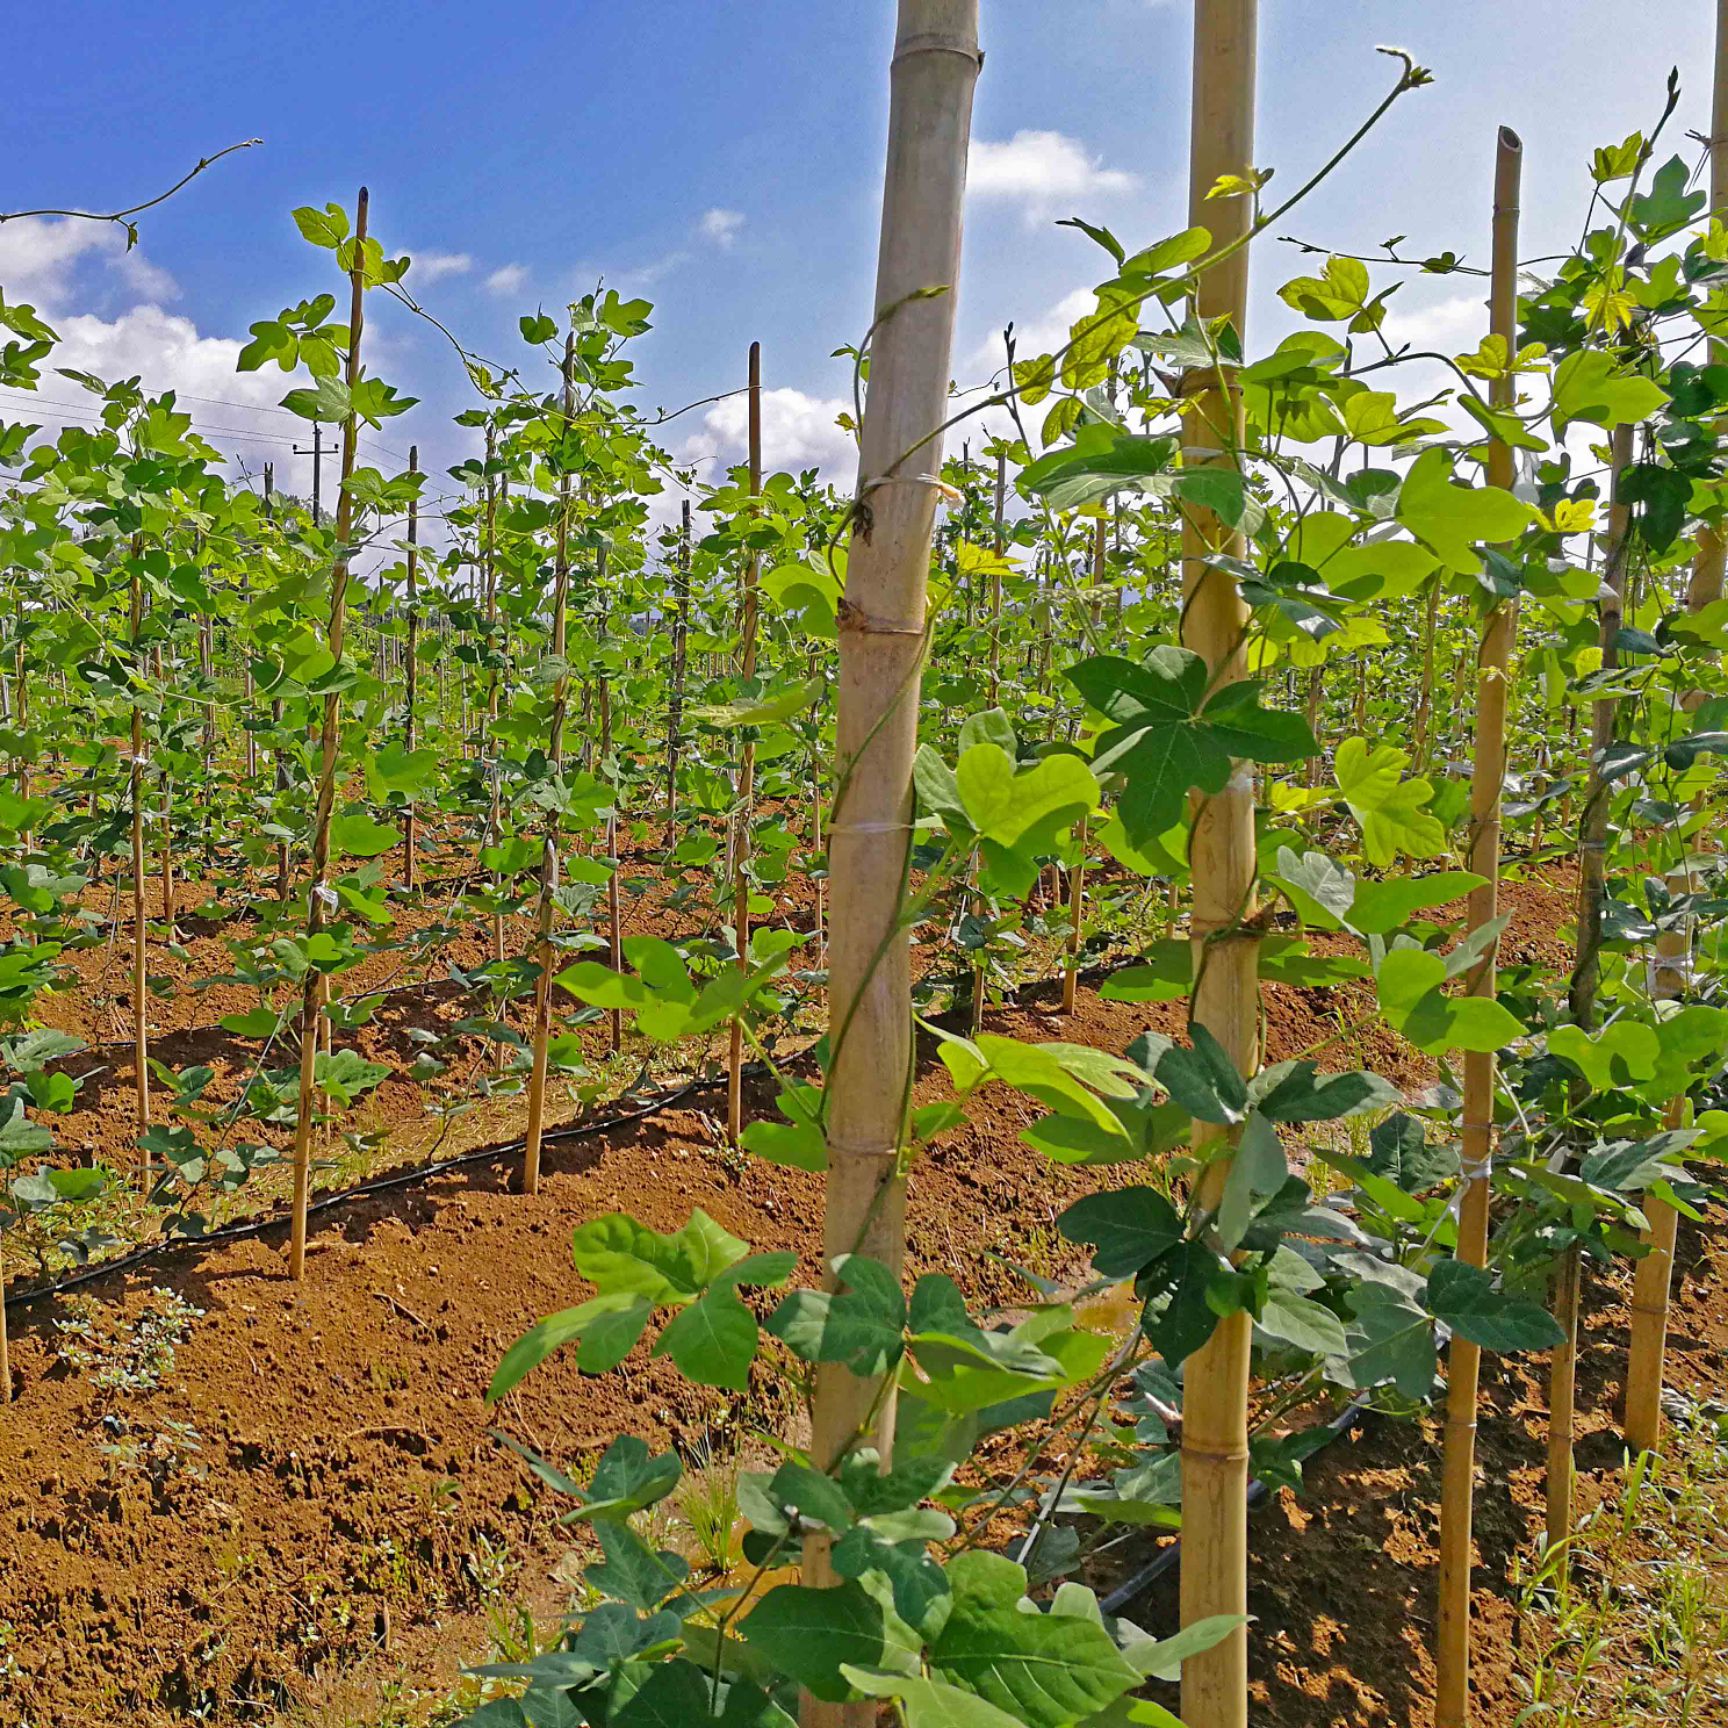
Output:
1181,1441,1252,1464
829,819,915,836
825,1136,902,1162
1174,366,1238,400
892,32,983,68
837,596,926,638
859,470,954,501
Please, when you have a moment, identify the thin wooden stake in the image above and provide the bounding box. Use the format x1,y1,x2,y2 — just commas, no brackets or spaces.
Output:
801,11,980,1728
1626,0,1728,1453
667,498,692,820
289,185,369,1282
1177,7,1259,1726
727,342,762,1147
128,535,151,1155
1542,420,1635,1553
524,338,577,1196
1433,124,1522,1728
1063,516,1107,1015
402,444,421,890
598,544,622,1056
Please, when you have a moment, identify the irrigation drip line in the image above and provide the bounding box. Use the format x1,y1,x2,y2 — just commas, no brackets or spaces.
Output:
2,1064,740,1316
6,948,1135,1315
1095,1390,1377,1616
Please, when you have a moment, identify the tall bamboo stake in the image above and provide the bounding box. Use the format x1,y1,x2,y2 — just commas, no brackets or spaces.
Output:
1062,515,1106,1015
1626,0,1728,1452
153,643,174,929
727,342,762,1146
598,544,623,1056
289,186,369,1283
1433,125,1522,1728
0,1234,9,1403
480,424,504,964
986,448,1005,704
128,534,151,1153
801,11,979,1728
1176,7,1258,1725
402,444,421,890
968,450,1007,1035
666,498,692,819
523,339,576,1198
1544,421,1635,1551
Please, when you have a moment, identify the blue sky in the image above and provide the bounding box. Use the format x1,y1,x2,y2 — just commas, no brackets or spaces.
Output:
0,1,1718,531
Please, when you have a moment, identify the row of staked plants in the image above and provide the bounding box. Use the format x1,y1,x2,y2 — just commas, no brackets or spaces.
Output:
2,8,1728,1727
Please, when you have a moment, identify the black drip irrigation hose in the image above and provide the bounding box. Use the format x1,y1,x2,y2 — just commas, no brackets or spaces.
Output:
1095,1390,1378,1615
1,1064,744,1316
2,947,1136,1317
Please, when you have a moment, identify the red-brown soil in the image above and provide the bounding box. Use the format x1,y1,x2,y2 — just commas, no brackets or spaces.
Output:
0,853,1604,1726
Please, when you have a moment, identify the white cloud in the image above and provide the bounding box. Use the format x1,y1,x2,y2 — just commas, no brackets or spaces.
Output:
485,262,527,297
969,131,1138,215
0,215,178,306
414,250,473,282
699,208,745,248
680,385,856,480
1381,290,1491,358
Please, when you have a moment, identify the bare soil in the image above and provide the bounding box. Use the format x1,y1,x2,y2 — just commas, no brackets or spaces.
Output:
0,853,1634,1728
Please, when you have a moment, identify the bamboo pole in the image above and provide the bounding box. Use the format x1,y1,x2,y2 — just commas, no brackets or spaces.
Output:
153,644,174,930
1062,515,1107,1015
1542,421,1635,1545
727,342,762,1147
128,534,151,1154
288,186,369,1283
598,544,623,1056
523,339,576,1198
1626,0,1728,1452
801,11,979,1728
1176,8,1259,1726
986,448,1005,705
480,424,504,964
667,498,692,820
1433,125,1522,1728
402,444,421,890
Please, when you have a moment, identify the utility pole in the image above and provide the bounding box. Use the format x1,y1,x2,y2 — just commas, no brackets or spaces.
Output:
292,422,337,523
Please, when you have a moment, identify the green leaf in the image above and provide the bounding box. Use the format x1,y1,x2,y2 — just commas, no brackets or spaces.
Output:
1056,1187,1183,1279
487,1294,652,1399
1258,1288,1348,1357
741,1582,888,1704
1395,447,1534,573
929,1552,1140,1728
331,810,400,858
955,745,1099,849
1019,426,1177,510
1551,348,1669,435
568,1433,683,1521
1548,1021,1660,1092
571,1208,748,1303
1071,648,1312,845
842,1671,1024,1728
1425,1259,1564,1353
1151,1025,1247,1126
1346,871,1485,935
654,1286,760,1389
692,675,824,730
1123,1613,1248,1684
767,1255,906,1377
1334,737,1447,868
1376,946,1524,1055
